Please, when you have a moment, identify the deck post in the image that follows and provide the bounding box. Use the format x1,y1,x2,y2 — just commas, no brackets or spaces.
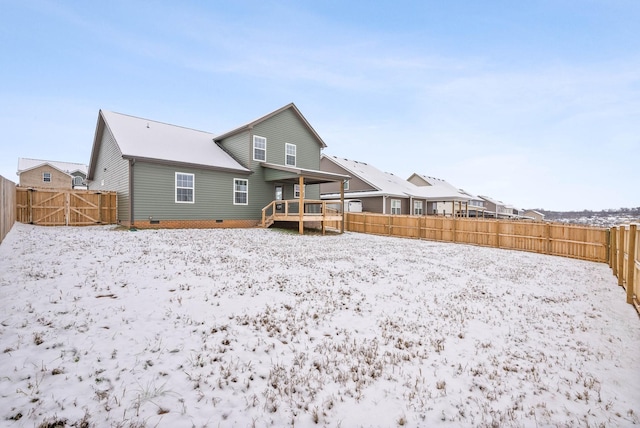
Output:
299,176,304,235
340,180,345,234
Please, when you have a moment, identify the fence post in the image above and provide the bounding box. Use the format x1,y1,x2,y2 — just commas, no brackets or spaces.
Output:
388,214,391,236
627,224,637,305
618,227,625,287
611,227,618,276
65,192,70,226
496,220,500,248
452,215,456,243
545,223,551,255
27,189,34,224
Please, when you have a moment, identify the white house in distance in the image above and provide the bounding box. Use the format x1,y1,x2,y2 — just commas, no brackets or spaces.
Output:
17,158,88,189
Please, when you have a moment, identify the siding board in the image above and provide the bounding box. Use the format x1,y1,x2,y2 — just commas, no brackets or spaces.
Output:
88,126,129,223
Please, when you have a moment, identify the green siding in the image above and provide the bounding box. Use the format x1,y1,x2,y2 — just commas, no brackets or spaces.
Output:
219,131,250,169
252,108,321,170
132,162,258,220
88,126,130,222
215,107,324,214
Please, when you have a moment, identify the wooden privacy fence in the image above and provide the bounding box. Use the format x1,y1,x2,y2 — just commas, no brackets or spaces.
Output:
344,213,609,263
610,224,639,313
0,175,17,244
16,187,117,226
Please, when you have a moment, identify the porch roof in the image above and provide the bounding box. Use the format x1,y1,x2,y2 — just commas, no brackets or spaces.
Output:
261,162,350,184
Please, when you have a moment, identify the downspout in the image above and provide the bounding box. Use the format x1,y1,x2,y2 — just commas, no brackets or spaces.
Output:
382,195,386,215
129,158,135,229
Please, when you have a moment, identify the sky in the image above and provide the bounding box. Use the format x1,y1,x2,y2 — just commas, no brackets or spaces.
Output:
1,0,638,211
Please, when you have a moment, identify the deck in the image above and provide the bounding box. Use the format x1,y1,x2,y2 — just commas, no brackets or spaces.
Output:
261,199,344,235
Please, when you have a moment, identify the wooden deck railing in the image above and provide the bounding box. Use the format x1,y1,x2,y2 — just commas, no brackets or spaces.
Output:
261,199,343,234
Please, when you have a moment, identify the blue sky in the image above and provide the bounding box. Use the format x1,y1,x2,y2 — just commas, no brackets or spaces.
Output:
1,0,638,211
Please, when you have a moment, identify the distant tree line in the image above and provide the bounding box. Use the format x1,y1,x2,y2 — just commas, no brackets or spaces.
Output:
535,207,640,221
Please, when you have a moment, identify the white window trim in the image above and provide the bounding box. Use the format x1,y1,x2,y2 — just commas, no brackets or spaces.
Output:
294,184,307,198
175,172,195,204
414,200,423,215
391,199,402,215
253,135,267,161
344,179,350,191
233,178,248,205
285,143,296,167
43,172,51,182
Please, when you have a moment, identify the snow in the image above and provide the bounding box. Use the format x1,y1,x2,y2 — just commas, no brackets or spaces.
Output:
1,223,639,427
99,111,250,173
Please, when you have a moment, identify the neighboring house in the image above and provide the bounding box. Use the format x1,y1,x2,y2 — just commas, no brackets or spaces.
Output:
17,158,88,189
524,209,545,222
319,156,472,216
458,189,488,218
87,103,348,229
407,173,480,217
478,195,517,219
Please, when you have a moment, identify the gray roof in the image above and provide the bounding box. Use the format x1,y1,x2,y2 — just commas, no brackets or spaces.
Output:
94,110,250,174
17,158,88,176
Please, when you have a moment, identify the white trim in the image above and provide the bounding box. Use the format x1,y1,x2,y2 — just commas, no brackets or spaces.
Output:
294,184,307,198
233,178,248,205
413,200,423,215
285,143,296,167
253,135,267,161
391,199,402,215
175,172,195,203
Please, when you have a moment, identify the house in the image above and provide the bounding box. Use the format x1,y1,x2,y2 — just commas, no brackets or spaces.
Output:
319,156,472,216
458,189,488,218
478,195,518,219
407,173,483,217
524,209,545,222
17,158,88,189
87,103,349,231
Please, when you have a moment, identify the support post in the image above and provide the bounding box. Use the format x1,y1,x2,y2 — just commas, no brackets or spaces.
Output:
340,179,345,234
298,176,304,235
627,224,637,304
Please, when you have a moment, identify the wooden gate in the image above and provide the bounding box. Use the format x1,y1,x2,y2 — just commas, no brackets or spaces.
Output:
16,187,117,226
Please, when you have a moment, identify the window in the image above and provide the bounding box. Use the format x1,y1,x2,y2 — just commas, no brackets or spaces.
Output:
43,172,51,182
234,178,248,205
344,179,350,191
253,135,266,161
414,200,423,215
391,199,402,215
285,143,296,166
73,176,84,187
175,172,194,203
294,184,306,198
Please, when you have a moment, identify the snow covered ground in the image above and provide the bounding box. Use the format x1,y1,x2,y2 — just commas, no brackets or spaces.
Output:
1,223,639,428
